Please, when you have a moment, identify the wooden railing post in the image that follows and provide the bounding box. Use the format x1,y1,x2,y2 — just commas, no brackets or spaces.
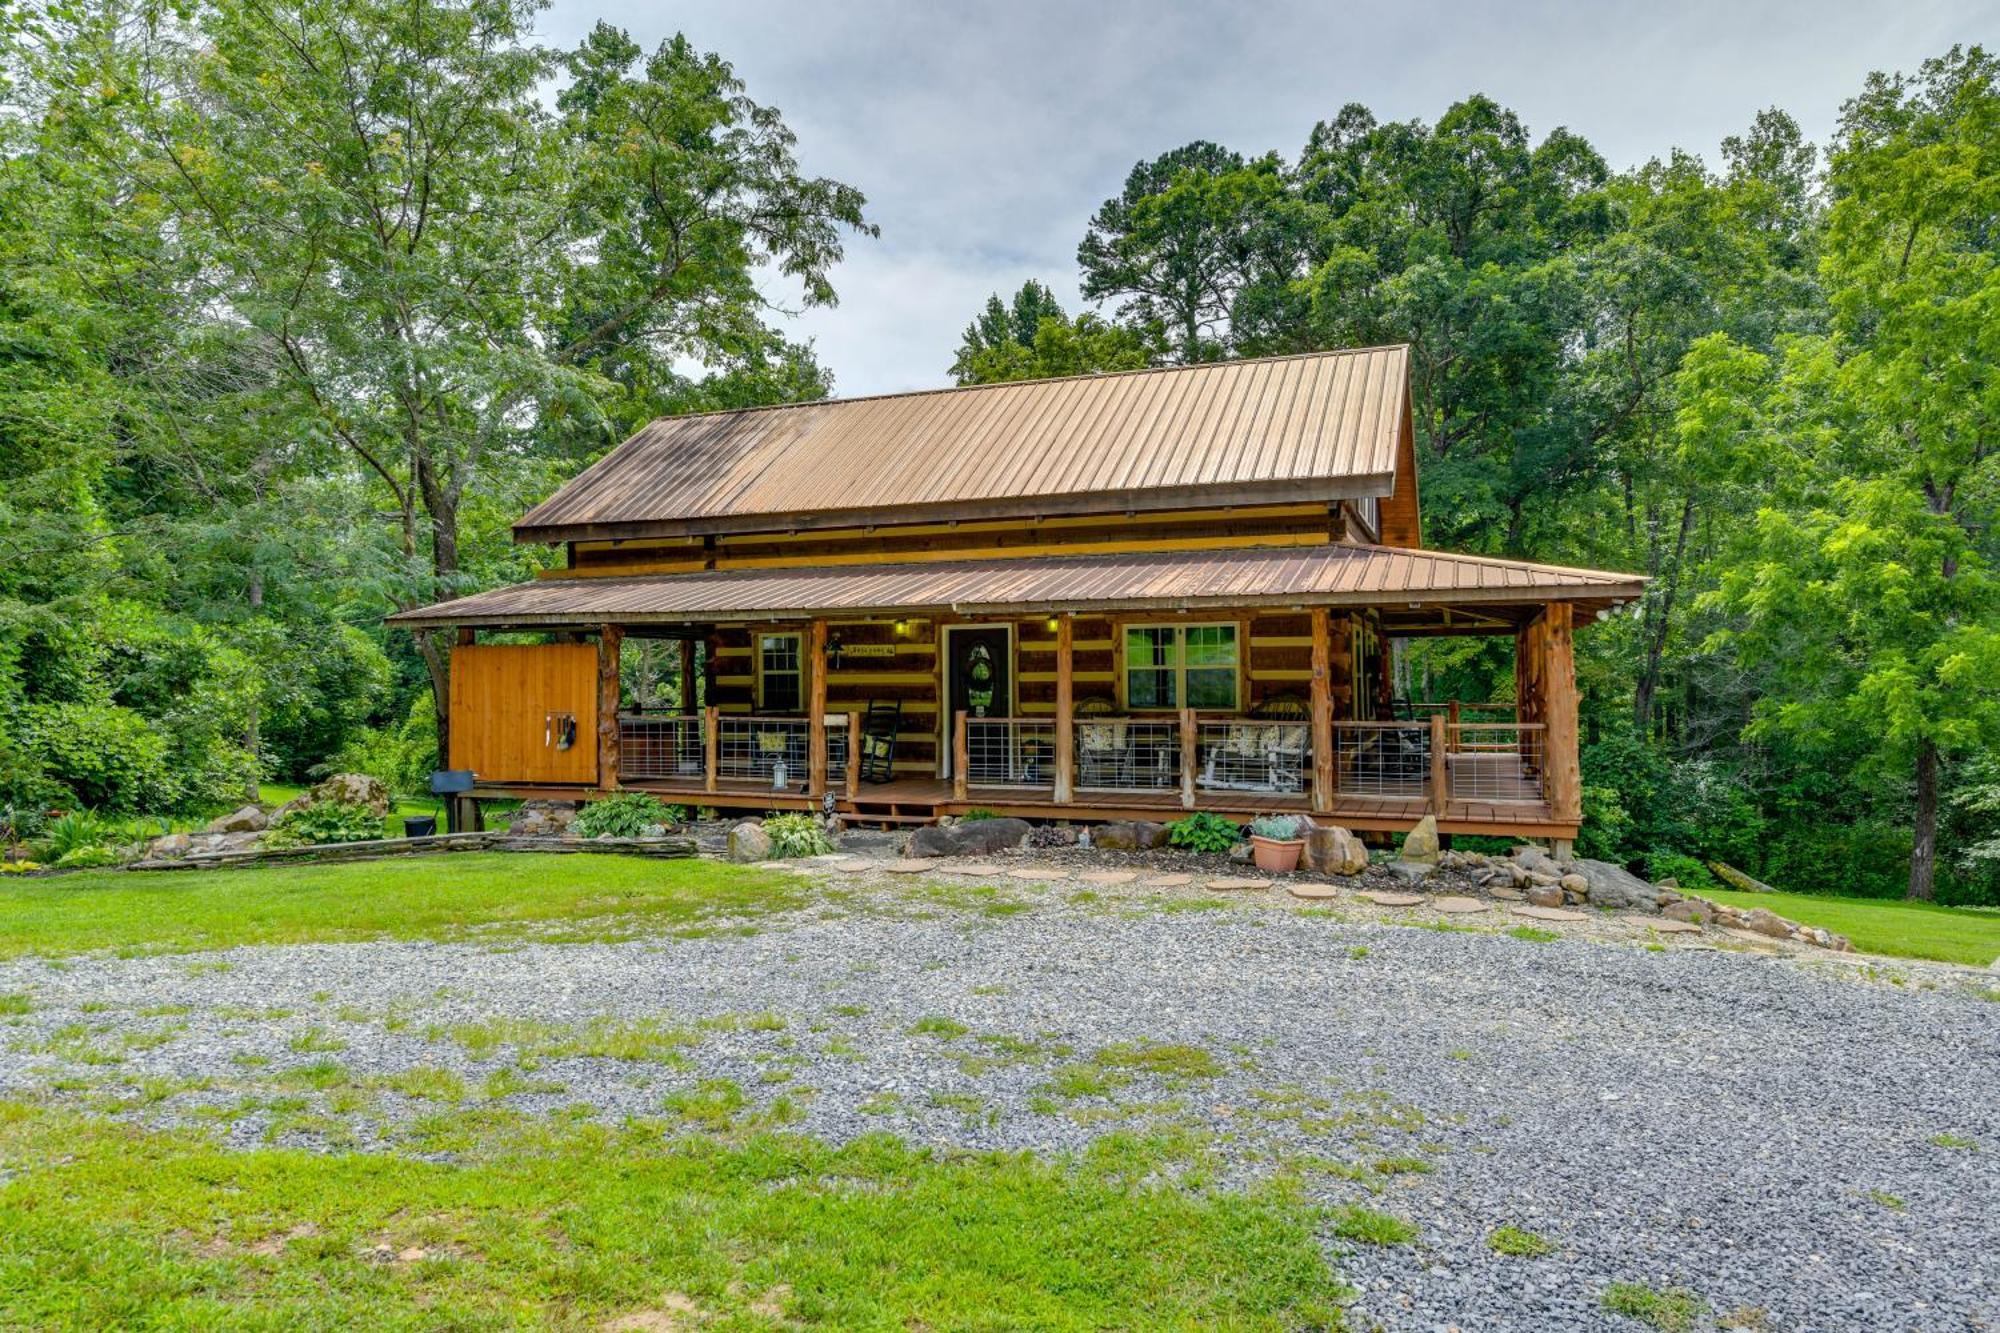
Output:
1447,699,1461,755
807,618,829,800
1428,710,1448,812
1542,603,1581,823
596,625,623,791
1053,615,1075,804
845,711,861,800
1179,707,1197,810
703,705,719,795
952,711,969,802
1309,607,1334,813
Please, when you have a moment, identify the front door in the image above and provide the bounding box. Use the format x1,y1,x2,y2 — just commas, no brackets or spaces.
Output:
942,626,1011,776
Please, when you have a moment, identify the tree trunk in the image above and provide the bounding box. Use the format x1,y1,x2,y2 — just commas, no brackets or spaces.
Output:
1634,496,1695,736
413,453,462,768
244,567,264,802
1908,739,1938,902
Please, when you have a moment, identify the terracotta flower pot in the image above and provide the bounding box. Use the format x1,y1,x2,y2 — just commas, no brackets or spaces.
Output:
1249,835,1304,873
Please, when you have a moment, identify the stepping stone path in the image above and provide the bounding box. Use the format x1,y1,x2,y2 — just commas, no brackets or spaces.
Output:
1490,887,1525,901
1206,878,1272,892
1432,896,1489,914
751,860,804,872
1288,884,1341,900
1008,865,1068,881
1649,919,1704,935
946,863,1006,877
1358,891,1426,908
1140,874,1196,887
826,858,871,873
1078,870,1140,885
1511,904,1586,923
1723,928,1784,950
809,854,859,863
883,858,940,874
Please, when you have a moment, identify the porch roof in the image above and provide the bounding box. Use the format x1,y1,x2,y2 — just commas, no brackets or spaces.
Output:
389,542,1645,630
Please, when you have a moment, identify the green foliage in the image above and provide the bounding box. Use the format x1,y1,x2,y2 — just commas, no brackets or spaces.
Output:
959,808,999,822
1487,1225,1557,1258
1168,812,1242,854
264,802,384,849
17,704,172,814
1601,1282,1709,1331
34,810,123,865
763,813,834,859
1640,851,1717,891
1248,814,1305,840
571,793,677,840
321,695,438,797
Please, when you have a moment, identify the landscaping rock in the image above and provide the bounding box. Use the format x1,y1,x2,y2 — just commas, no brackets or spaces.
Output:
1091,820,1170,851
1511,844,1565,878
1558,871,1589,897
1399,815,1440,863
1301,824,1369,876
508,800,579,838
1662,899,1714,925
1385,860,1436,884
907,817,1033,858
146,833,193,860
1525,882,1565,908
1710,860,1778,893
726,821,772,863
307,772,391,817
1227,843,1253,865
1741,908,1796,940
207,804,268,834
1570,858,1661,911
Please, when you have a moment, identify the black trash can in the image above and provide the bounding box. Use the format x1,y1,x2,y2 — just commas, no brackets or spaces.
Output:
403,815,438,839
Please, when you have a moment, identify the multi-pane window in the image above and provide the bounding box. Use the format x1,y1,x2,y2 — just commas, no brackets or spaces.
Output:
757,633,802,712
1123,623,1238,711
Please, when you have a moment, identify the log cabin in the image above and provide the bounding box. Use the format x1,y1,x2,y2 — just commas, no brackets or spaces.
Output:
391,345,1645,848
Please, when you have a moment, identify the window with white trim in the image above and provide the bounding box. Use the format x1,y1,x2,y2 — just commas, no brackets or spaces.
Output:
1124,623,1238,711
756,633,803,712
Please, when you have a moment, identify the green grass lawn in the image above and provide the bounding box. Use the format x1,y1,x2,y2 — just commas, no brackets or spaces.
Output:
0,854,809,960
0,1104,1345,1329
1698,888,2000,967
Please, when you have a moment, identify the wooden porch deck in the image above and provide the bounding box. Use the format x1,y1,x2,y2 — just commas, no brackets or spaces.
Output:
475,773,1570,839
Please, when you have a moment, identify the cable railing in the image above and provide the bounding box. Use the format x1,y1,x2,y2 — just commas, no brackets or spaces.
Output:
964,717,1056,789
618,713,706,781
1447,723,1547,802
716,715,810,791
1195,718,1309,796
1334,721,1431,799
1072,716,1183,792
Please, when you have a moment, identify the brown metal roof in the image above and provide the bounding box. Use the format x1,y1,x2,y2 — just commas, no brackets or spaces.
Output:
514,346,1412,543
390,542,1645,628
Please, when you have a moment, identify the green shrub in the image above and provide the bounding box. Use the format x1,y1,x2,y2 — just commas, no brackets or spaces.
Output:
570,792,678,839
1167,811,1240,854
1641,851,1717,890
321,694,437,796
960,808,999,822
1248,814,1305,840
764,812,833,858
54,845,123,869
18,702,173,813
34,810,122,864
264,800,383,848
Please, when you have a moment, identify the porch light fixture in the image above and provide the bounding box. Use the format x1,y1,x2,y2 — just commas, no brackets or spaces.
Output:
827,634,844,668
1045,617,1059,632
893,619,909,636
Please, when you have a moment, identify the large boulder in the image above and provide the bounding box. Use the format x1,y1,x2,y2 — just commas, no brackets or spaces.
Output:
1399,815,1440,864
509,800,580,838
1302,824,1369,876
1569,858,1661,911
280,773,392,820
206,804,268,834
1511,844,1565,879
726,821,772,862
147,833,194,860
907,817,1033,858
1092,820,1170,852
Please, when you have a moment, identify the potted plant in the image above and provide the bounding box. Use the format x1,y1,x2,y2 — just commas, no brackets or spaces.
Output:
1247,814,1307,873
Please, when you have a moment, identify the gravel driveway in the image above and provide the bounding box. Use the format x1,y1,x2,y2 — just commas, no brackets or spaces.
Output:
2,872,1994,1331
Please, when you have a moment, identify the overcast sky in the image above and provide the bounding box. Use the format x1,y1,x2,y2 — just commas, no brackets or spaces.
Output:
544,0,1993,398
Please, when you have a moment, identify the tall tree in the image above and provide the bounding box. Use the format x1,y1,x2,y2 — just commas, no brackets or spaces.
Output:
950,282,1157,385
34,1,872,760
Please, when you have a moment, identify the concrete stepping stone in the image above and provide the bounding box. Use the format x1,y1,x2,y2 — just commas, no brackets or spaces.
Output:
1205,877,1271,892
1511,904,1586,923
1078,870,1140,885
1432,896,1489,914
1358,891,1426,908
1140,873,1196,887
751,860,805,872
883,858,941,874
945,862,1006,877
1489,887,1525,901
823,858,870,872
809,854,858,863
1288,883,1341,900
1648,918,1703,935
1008,865,1069,881
1722,928,1785,950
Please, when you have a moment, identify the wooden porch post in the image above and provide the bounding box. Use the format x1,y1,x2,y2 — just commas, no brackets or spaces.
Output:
1428,710,1448,813
845,711,861,800
1542,602,1581,825
596,625,622,791
1447,699,1461,753
1053,614,1075,804
1309,607,1334,813
952,711,969,802
807,618,828,799
1179,707,1197,810
679,636,697,713
703,704,719,795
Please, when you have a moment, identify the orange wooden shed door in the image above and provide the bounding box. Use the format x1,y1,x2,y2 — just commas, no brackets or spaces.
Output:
448,643,599,785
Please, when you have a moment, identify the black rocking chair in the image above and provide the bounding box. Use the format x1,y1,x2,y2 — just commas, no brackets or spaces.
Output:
859,699,901,783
